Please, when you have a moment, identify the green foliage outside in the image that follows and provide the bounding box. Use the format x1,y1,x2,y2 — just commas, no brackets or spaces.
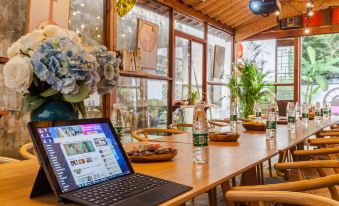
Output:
301,34,339,104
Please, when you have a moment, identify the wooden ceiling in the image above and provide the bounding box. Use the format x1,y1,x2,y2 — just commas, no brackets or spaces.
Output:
167,0,339,41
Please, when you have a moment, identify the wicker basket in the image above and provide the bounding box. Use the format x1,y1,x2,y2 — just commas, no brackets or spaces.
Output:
242,123,266,131
128,152,177,163
209,132,240,142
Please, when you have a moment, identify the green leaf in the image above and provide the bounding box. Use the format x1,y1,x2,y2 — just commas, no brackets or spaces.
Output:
40,87,59,97
63,82,89,103
20,95,46,115
314,75,329,91
307,46,316,65
72,101,87,118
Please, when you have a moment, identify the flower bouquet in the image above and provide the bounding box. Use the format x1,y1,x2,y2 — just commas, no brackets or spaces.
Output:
3,25,120,119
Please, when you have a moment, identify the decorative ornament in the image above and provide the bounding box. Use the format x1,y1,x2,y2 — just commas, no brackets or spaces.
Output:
117,0,137,17
237,43,244,59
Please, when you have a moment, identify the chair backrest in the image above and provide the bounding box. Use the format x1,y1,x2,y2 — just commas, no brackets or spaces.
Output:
168,123,192,132
226,191,339,206
277,100,290,116
131,128,184,141
19,142,36,160
0,157,20,164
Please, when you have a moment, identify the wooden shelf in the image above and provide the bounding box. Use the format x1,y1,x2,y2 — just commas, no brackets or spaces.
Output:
120,71,172,81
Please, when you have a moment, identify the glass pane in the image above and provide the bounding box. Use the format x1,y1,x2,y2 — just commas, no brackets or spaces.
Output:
301,33,339,106
276,86,294,100
174,12,204,39
69,0,104,46
116,3,170,76
175,37,190,101
276,45,294,83
207,26,232,83
191,42,203,99
116,77,168,142
207,85,230,119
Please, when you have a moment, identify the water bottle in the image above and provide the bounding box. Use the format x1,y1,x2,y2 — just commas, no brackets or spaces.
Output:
230,102,238,132
327,102,332,119
295,102,300,121
111,104,125,140
301,103,309,125
315,102,321,121
286,102,296,132
192,103,209,164
266,104,277,140
254,102,262,123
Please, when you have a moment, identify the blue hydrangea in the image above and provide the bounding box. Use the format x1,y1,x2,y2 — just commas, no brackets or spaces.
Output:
30,37,98,94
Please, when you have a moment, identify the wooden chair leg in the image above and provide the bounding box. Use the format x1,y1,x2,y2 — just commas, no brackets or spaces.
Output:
208,187,217,206
221,181,231,204
268,159,273,177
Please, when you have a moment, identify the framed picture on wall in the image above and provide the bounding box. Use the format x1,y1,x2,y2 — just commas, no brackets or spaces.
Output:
213,45,226,79
137,19,159,70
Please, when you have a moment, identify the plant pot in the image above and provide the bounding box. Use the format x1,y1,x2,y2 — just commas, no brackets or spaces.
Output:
31,100,79,122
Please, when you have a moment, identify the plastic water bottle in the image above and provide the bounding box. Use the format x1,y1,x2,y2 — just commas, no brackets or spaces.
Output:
323,103,329,120
111,104,125,140
301,103,309,125
254,102,262,123
230,102,238,132
295,102,300,121
192,103,209,164
266,104,277,140
286,102,296,132
315,102,321,121
326,102,332,119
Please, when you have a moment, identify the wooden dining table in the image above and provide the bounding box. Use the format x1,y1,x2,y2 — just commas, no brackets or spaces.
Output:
0,118,337,206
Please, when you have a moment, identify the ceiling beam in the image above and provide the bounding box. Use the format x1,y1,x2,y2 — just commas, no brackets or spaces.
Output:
156,0,234,34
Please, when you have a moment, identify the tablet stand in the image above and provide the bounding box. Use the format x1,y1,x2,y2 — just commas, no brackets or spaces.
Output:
30,167,53,198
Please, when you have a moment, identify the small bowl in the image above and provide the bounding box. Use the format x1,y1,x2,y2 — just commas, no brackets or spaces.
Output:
209,132,240,142
242,122,266,131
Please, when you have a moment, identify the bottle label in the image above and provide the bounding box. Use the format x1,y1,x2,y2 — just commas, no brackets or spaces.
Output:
315,111,321,116
256,112,261,117
193,133,208,147
230,115,237,121
302,113,308,118
288,116,296,123
266,121,276,129
324,110,328,114
115,126,124,138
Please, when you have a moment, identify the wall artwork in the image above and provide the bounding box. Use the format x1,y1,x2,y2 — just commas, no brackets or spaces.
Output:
28,0,70,31
213,45,226,79
137,19,159,70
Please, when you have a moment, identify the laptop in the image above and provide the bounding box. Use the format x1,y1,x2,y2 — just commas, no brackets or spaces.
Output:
28,118,192,206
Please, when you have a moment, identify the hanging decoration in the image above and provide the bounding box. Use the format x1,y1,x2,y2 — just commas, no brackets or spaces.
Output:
237,43,244,59
305,0,314,34
117,0,137,17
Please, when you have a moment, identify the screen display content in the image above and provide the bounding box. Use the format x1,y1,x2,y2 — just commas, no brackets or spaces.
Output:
36,123,131,193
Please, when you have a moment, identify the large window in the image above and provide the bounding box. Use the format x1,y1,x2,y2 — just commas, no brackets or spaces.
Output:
301,33,339,111
207,26,232,119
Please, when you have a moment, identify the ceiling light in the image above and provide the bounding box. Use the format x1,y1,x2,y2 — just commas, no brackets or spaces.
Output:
275,10,280,16
305,27,310,34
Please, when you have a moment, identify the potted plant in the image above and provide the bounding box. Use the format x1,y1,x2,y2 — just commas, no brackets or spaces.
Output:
3,25,120,121
184,84,200,105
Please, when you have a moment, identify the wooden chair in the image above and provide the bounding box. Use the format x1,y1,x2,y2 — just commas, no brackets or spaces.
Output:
226,190,339,206
168,123,192,132
19,142,36,160
0,157,19,164
131,128,184,141
228,174,339,201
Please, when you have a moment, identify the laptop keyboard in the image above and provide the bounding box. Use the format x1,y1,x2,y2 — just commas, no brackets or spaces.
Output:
71,173,168,206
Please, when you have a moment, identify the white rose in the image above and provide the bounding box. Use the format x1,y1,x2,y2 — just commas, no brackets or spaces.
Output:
56,29,81,44
7,41,23,58
3,56,34,93
19,29,44,52
42,24,61,37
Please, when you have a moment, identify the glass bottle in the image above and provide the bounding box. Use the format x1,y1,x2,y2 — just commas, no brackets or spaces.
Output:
192,102,209,164
286,102,296,132
111,104,125,141
295,102,300,121
327,102,332,119
254,102,262,123
230,102,238,133
315,102,321,121
266,103,277,141
308,105,315,120
301,103,309,125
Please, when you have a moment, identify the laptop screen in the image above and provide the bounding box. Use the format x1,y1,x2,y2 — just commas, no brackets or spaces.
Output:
36,123,132,193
